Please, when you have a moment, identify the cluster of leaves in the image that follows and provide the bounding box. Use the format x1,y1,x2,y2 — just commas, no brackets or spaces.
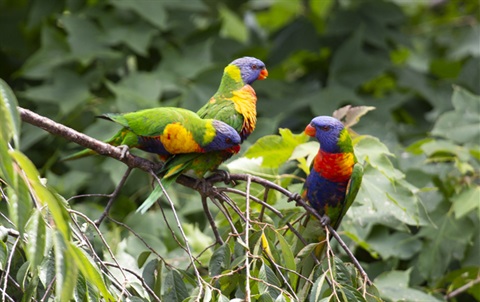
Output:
0,0,479,301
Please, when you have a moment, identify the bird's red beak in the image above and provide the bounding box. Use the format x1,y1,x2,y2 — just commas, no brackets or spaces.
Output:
305,124,316,137
229,145,241,154
257,68,268,80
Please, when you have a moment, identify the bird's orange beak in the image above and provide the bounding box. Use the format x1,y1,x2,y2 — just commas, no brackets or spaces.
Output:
257,68,268,80
305,124,316,137
229,145,241,154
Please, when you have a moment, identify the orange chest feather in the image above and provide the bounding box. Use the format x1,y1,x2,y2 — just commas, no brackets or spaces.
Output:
231,85,257,136
313,151,355,182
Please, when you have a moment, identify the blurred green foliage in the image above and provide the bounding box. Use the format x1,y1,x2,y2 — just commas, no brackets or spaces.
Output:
0,0,479,301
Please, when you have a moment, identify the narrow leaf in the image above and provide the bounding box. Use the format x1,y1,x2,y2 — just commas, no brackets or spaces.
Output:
0,78,21,147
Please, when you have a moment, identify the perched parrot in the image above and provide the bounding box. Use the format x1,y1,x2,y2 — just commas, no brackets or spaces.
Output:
139,57,268,213
301,116,363,257
63,107,241,160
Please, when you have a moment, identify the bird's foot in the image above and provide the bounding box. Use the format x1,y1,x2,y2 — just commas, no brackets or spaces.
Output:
194,178,214,195
117,145,130,160
320,214,331,227
287,193,302,204
207,169,235,185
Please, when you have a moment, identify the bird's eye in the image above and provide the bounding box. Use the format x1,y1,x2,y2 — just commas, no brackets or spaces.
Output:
251,64,257,70
226,137,232,144
321,126,331,131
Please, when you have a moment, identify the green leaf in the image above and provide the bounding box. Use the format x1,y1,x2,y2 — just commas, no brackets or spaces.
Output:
0,78,21,147
0,137,15,190
328,27,389,88
209,244,231,277
20,69,91,114
10,150,71,239
54,233,78,302
244,128,309,168
274,229,297,285
110,0,167,30
354,135,403,180
163,269,189,302
258,263,281,298
0,240,7,270
431,86,480,144
25,209,47,269
417,208,476,281
308,271,327,302
366,228,422,260
68,243,115,301
452,186,480,219
218,4,248,43
7,175,32,237
375,269,442,302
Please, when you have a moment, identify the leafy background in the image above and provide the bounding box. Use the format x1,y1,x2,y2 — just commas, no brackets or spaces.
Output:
0,0,479,301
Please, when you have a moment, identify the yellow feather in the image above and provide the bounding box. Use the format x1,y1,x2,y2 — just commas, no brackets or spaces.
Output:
224,64,242,83
160,123,202,154
203,121,216,144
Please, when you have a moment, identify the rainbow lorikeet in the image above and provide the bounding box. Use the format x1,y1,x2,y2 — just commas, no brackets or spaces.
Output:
139,57,267,212
63,107,241,160
301,116,363,256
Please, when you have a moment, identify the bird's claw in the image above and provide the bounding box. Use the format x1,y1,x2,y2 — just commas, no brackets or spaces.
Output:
207,170,235,185
117,145,130,160
287,193,302,203
320,214,331,227
194,178,213,195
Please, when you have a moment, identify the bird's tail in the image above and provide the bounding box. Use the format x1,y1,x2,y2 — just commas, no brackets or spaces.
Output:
61,130,125,161
135,155,192,213
136,175,177,214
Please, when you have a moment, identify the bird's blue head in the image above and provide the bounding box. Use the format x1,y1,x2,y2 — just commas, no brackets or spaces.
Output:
230,57,268,85
205,120,242,152
305,116,350,154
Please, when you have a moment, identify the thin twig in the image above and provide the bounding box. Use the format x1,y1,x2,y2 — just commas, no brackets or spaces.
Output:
95,167,132,226
445,276,480,300
244,175,252,301
2,237,20,302
103,262,162,302
200,194,224,245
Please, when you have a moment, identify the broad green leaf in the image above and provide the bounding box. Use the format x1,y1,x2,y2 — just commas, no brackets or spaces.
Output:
110,0,167,30
105,72,162,111
255,0,302,32
19,26,71,79
354,135,403,180
451,187,480,219
417,208,476,281
25,209,47,269
0,78,21,147
352,166,428,227
218,4,248,43
375,270,442,302
209,244,231,277
366,228,422,260
60,14,109,59
258,263,281,297
68,243,115,301
20,69,91,114
431,86,480,144
244,128,309,168
328,27,389,88
162,269,189,302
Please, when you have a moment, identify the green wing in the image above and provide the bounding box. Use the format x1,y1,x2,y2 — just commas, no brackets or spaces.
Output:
197,97,244,133
333,162,363,230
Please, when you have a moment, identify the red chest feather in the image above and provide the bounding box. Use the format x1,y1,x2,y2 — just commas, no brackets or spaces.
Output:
313,150,354,183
